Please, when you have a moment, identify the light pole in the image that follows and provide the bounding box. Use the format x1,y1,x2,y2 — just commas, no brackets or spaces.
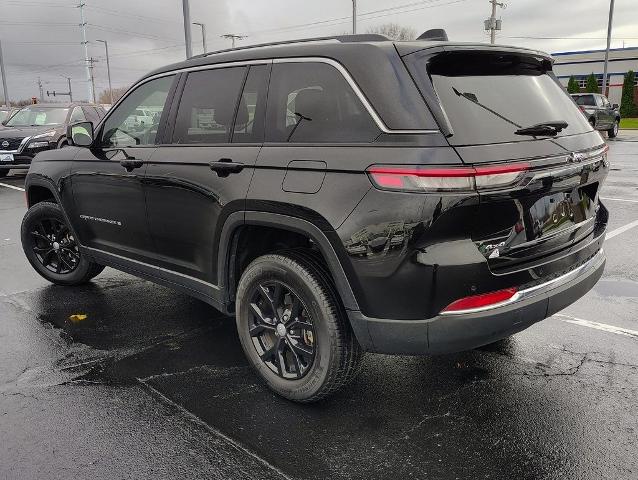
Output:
182,0,193,58
0,40,9,107
193,22,207,53
96,40,113,105
352,0,357,34
601,0,615,95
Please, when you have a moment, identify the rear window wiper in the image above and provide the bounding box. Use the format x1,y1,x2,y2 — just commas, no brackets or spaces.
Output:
515,121,568,136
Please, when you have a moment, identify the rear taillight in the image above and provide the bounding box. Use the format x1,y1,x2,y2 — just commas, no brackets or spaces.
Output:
440,287,519,314
367,163,529,192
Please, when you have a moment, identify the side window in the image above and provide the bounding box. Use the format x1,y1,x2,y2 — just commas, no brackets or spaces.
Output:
101,75,174,148
265,62,379,143
70,106,86,123
232,64,270,143
602,97,611,108
595,95,605,107
172,67,245,144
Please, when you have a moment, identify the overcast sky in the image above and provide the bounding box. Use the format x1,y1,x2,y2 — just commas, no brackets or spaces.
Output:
0,0,636,103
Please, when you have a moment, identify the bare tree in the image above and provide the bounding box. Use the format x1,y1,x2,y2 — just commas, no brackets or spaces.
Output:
366,23,416,41
98,86,129,105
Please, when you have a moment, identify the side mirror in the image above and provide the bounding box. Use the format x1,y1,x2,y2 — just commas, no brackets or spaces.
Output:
612,103,619,109
67,121,94,147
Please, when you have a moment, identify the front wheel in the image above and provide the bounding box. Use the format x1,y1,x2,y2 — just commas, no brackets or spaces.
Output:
608,120,619,138
21,202,104,285
235,251,363,402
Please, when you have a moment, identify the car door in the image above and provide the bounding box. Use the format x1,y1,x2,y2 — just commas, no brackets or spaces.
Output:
594,95,609,128
600,96,614,127
144,63,270,290
69,75,177,265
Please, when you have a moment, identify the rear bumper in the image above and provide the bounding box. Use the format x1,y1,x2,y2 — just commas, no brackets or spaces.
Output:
348,248,605,354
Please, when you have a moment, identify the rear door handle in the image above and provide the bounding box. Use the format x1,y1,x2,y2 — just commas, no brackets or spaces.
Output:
209,158,244,177
120,159,144,172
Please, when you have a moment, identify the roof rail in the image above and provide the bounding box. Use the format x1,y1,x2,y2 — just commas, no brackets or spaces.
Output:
194,33,390,59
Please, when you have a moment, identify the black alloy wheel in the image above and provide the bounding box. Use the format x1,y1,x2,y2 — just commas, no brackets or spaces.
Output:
235,251,363,402
248,281,316,379
21,202,104,285
30,217,80,274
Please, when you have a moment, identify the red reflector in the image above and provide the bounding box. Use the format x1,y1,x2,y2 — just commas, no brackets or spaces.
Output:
441,287,518,313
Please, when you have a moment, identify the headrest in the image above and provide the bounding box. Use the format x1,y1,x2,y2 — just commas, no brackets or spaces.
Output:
294,88,329,122
214,97,238,127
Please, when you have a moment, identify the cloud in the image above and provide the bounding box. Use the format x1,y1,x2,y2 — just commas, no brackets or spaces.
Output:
0,0,634,102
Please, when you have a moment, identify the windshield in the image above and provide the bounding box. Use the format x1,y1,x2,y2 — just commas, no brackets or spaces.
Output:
574,95,596,106
406,51,592,146
6,107,69,127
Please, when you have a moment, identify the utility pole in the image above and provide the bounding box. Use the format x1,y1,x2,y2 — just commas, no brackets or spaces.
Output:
64,76,73,102
37,77,44,101
87,57,97,104
193,22,207,53
78,2,93,102
485,0,504,44
352,0,357,34
221,34,246,48
0,40,9,107
601,0,615,95
96,40,113,104
182,0,193,59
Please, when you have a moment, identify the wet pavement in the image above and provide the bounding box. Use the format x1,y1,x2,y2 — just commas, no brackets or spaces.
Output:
1,134,637,479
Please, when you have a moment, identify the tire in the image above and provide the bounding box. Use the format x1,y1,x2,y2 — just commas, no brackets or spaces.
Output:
57,138,69,148
608,120,619,138
589,117,596,129
21,202,104,285
235,250,363,403
0,170,7,178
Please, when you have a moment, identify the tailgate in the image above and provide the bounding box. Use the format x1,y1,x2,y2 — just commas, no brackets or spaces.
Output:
470,145,609,270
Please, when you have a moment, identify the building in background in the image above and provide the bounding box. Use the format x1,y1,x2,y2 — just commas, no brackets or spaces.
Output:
553,46,638,105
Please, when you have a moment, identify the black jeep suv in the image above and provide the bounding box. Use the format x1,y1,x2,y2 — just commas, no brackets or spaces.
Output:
0,102,106,177
20,34,608,402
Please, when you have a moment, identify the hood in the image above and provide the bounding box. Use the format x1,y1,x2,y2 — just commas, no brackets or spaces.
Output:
0,124,62,138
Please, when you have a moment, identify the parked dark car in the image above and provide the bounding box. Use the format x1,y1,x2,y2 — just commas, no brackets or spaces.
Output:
0,102,106,177
571,93,620,138
20,34,608,402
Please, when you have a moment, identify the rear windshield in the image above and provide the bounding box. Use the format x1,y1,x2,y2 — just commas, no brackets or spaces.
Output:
407,51,591,146
573,95,596,106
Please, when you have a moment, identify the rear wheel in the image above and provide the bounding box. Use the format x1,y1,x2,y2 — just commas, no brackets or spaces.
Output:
235,251,363,402
608,119,619,138
21,202,104,285
589,117,596,129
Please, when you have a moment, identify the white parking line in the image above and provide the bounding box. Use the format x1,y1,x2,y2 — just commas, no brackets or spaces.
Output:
555,313,638,339
601,197,638,204
0,182,25,192
606,219,638,240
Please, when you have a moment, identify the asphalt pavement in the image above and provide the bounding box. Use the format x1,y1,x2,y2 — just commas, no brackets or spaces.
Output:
1,134,637,480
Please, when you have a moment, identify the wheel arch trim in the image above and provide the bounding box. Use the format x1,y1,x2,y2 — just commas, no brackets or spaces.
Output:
218,211,360,312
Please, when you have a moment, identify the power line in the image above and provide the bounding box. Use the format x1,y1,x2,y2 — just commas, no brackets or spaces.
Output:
87,23,181,43
239,0,468,37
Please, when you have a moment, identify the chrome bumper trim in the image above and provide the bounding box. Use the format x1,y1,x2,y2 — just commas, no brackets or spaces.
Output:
440,249,605,315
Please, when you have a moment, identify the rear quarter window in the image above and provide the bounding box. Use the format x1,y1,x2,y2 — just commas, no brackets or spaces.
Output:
265,62,379,143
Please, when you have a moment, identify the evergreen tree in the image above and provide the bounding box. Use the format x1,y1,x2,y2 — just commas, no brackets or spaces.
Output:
585,73,600,93
620,70,638,117
567,76,581,94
